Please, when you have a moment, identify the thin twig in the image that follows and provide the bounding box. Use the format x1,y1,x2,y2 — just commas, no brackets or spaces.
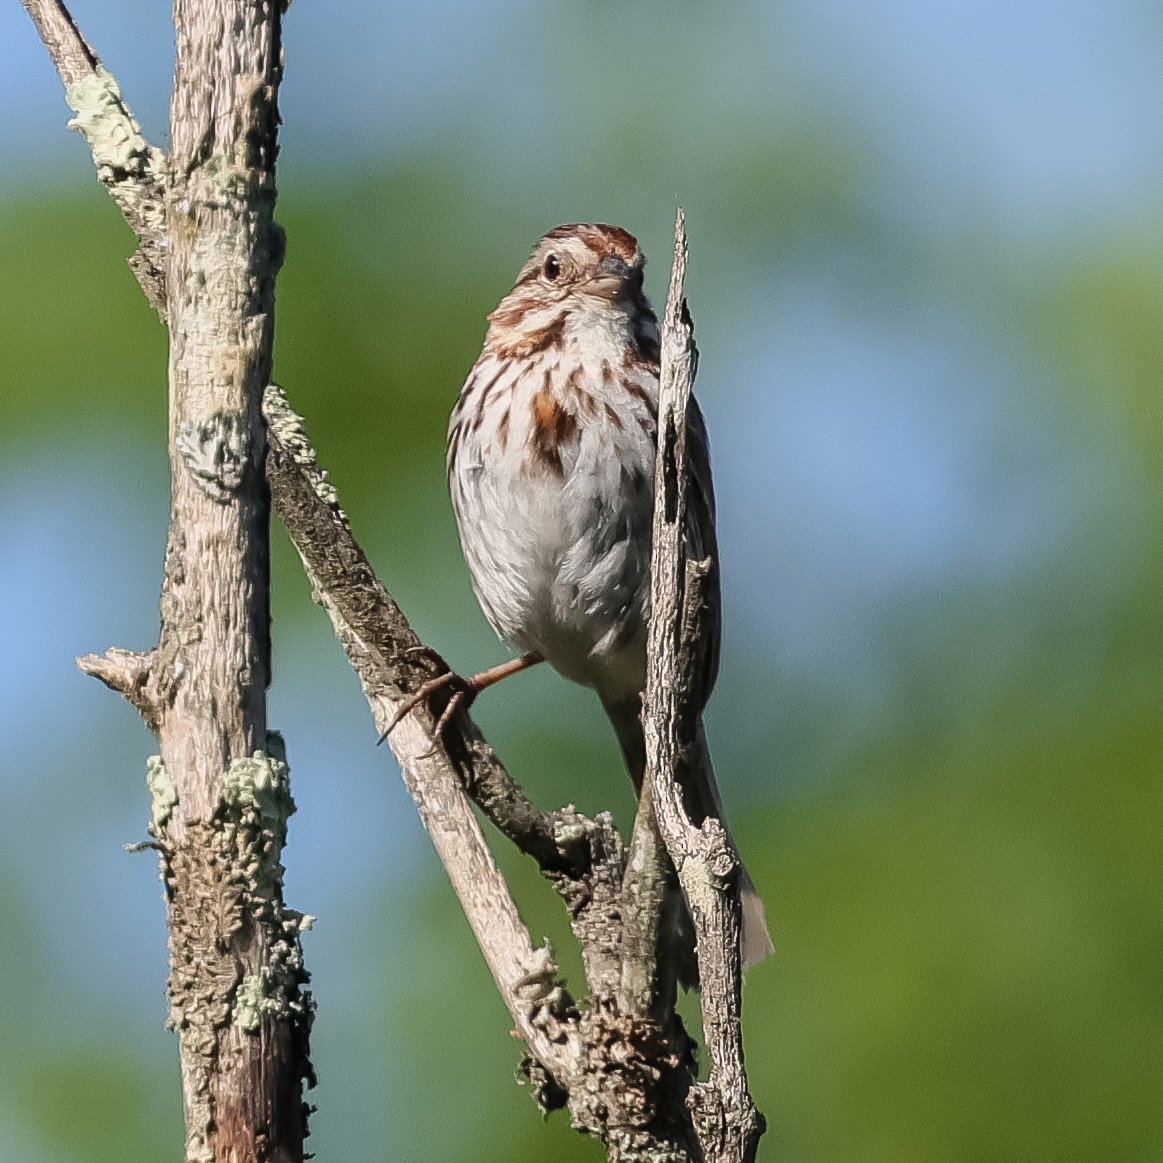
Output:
262,386,581,873
28,0,745,1140
20,0,97,85
264,386,699,1159
641,210,765,1163
21,0,168,314
619,773,673,1016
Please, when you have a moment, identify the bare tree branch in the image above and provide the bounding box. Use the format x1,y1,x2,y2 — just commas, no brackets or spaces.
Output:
618,775,673,1016
642,210,765,1163
22,0,168,314
20,0,98,83
77,646,158,726
264,386,702,1160
145,2,313,1152
30,0,315,1157
27,0,762,1151
264,385,583,1080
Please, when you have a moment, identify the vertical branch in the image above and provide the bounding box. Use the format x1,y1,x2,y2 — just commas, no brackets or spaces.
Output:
27,2,761,1156
32,0,315,1154
641,210,764,1163
153,3,305,1159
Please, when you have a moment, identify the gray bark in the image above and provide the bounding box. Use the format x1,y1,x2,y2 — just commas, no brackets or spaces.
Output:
641,212,764,1163
25,1,313,1160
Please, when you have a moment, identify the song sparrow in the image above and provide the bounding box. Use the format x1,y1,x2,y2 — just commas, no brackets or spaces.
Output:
404,223,772,971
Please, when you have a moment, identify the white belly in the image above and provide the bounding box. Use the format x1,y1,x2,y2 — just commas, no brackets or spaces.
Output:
449,349,658,704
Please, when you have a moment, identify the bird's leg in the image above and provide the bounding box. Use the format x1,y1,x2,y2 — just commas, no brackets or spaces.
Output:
379,651,544,744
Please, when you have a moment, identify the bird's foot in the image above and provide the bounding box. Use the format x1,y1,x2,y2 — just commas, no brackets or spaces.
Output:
379,667,480,747
378,650,545,751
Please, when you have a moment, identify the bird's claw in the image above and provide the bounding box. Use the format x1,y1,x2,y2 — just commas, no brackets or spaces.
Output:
378,669,480,748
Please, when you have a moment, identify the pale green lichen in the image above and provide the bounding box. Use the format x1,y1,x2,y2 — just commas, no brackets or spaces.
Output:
64,67,163,188
218,736,296,904
145,755,177,832
263,384,346,517
233,914,315,1032
185,1129,214,1163
176,412,252,503
221,745,294,835
233,972,276,1032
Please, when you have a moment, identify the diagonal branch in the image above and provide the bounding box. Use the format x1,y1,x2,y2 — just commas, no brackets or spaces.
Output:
20,0,98,82
262,385,580,874
264,386,700,1159
21,0,168,314
641,210,765,1163
263,385,583,1081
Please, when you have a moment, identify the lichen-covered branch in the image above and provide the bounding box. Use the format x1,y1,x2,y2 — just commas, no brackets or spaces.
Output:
264,386,699,1160
147,3,311,1156
264,385,582,1079
28,0,757,1147
30,0,315,1158
21,0,168,314
641,210,765,1163
262,386,578,874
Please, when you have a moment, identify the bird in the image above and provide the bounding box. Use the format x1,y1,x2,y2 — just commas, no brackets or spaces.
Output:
393,223,772,976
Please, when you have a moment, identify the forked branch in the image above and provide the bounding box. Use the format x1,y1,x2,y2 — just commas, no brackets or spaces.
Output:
28,0,311,1159
264,386,700,1159
27,0,762,1150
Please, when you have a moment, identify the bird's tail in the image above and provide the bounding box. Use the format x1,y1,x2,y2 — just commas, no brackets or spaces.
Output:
605,699,775,976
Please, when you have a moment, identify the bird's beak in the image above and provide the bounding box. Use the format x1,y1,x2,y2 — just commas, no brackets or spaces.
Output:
588,254,642,299
596,254,631,279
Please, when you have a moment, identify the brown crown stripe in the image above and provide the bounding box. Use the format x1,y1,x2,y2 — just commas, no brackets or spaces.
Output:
541,223,641,265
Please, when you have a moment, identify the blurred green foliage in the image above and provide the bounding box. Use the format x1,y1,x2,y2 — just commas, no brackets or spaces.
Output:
3,131,1163,1163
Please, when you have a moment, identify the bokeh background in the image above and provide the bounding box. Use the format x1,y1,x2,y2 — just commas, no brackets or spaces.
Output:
4,2,1163,1160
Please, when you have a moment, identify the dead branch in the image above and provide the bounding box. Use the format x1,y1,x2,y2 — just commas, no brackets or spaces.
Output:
263,385,700,1160
25,0,763,1150
22,0,168,314
26,0,313,1158
641,210,765,1163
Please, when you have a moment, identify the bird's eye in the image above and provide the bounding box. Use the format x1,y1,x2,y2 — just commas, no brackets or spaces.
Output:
543,254,561,280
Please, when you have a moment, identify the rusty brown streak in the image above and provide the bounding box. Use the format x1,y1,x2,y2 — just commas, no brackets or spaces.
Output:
468,364,511,431
529,381,578,476
544,222,640,265
623,336,659,373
